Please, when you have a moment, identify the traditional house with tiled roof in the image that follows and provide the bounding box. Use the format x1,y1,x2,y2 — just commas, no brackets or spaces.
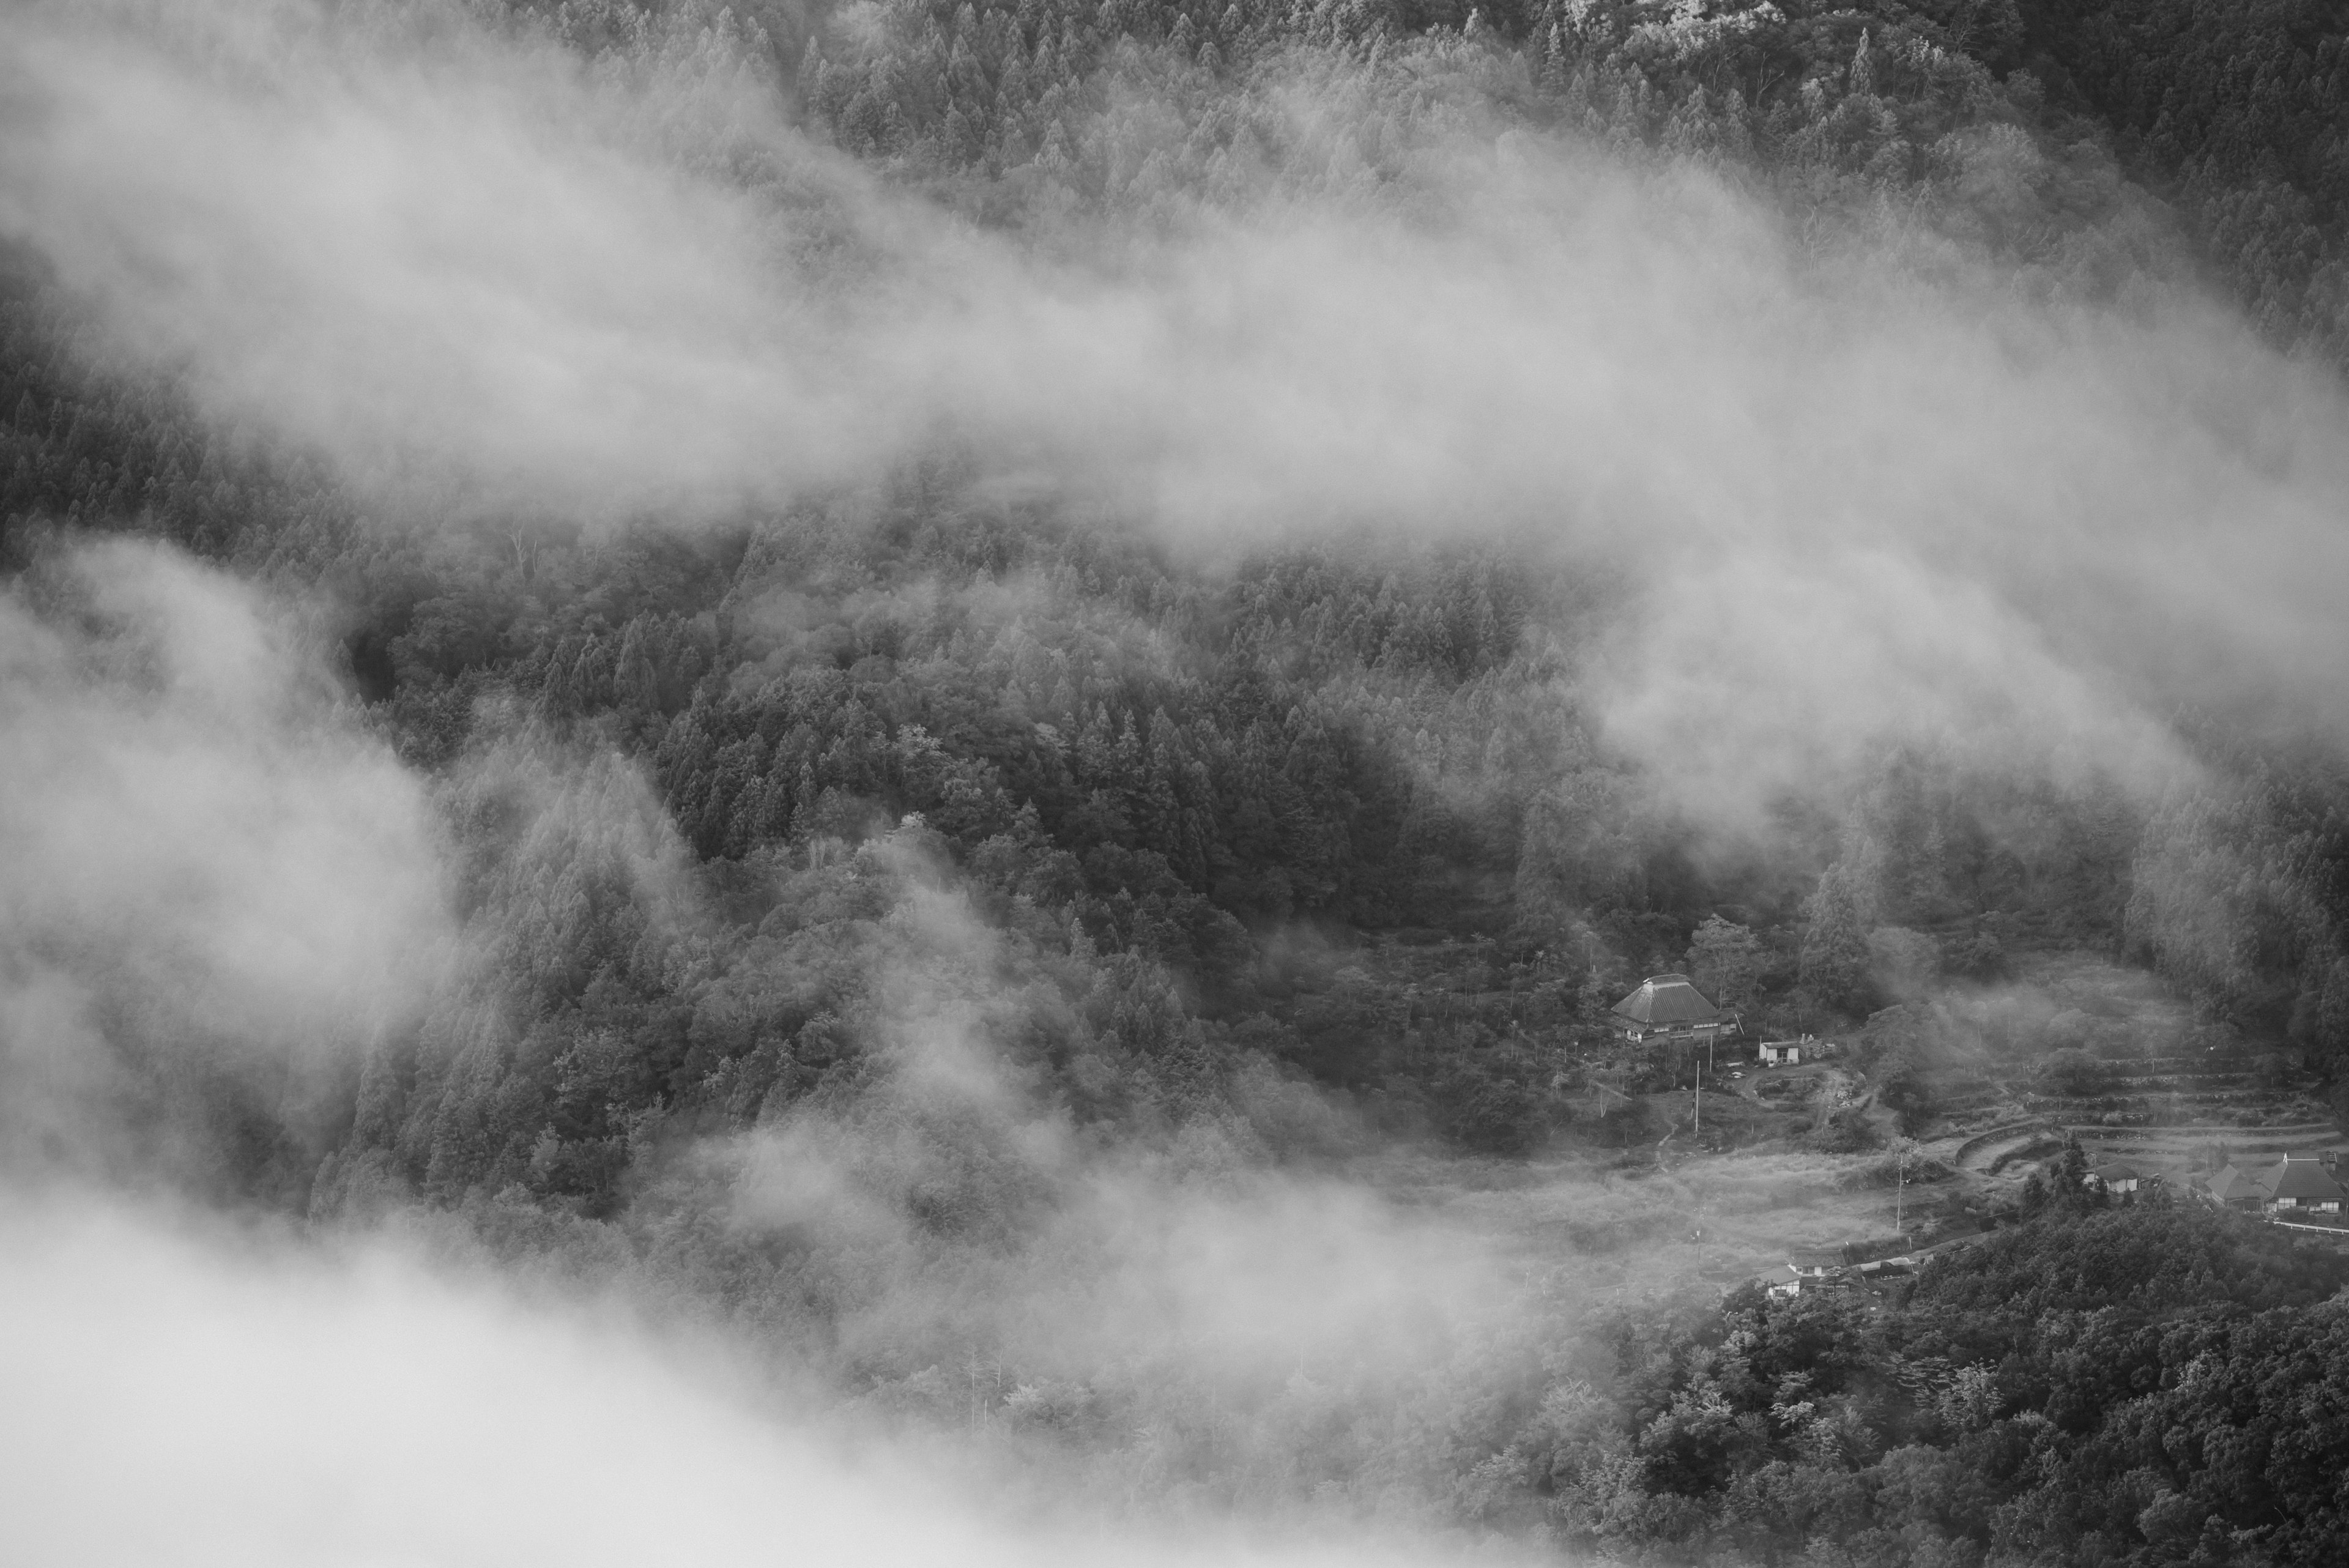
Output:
2261,1154,2346,1217
2204,1164,2267,1210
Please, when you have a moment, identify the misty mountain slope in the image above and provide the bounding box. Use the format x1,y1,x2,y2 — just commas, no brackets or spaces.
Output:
7,1,2349,1566
2020,0,2349,363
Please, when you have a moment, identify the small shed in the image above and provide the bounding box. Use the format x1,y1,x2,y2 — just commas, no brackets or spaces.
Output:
2085,1159,2143,1195
1759,1039,1805,1066
1773,1249,1845,1297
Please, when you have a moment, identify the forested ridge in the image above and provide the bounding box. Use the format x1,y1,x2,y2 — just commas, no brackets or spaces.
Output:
6,0,2349,1564
8,251,2348,1183
1535,1200,2349,1565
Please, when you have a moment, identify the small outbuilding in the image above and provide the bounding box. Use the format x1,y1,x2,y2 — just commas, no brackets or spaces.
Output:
2085,1159,2144,1195
1772,1248,1847,1297
1759,1040,1805,1066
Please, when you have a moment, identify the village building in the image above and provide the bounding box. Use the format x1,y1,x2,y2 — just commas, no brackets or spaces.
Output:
1771,1247,1848,1298
2203,1164,2268,1210
1758,1038,1808,1066
2085,1159,2145,1195
1769,1244,1913,1298
2199,1156,2347,1217
2262,1154,2347,1217
1610,973,1732,1047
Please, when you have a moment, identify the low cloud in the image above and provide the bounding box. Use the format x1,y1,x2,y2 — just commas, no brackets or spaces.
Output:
9,1,2347,836
698,837,1526,1388
10,7,2343,1555
0,1190,1539,1568
0,1151,1565,1567
0,538,448,1178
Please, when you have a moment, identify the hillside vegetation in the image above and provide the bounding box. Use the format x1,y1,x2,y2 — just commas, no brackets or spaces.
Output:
6,0,2349,1564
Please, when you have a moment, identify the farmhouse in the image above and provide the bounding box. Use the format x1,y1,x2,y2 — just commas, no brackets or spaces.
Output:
1610,973,1730,1046
2085,1159,2145,1195
2200,1156,2348,1217
2261,1154,2347,1217
2203,1164,2267,1211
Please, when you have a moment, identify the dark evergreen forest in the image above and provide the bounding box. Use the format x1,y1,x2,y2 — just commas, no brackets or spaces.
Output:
4,1,2349,1564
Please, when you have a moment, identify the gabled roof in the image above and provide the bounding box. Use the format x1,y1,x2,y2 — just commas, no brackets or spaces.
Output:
2207,1165,2262,1202
2266,1156,2348,1202
2088,1160,2141,1182
1612,973,1721,1025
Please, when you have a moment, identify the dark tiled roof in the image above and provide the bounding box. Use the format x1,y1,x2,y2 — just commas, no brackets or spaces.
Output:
2207,1165,2261,1202
2266,1156,2348,1202
1612,973,1721,1025
2088,1160,2141,1182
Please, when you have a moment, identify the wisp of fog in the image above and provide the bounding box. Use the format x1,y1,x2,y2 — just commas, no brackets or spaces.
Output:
0,538,448,1184
8,0,2349,825
6,0,2349,1562
0,540,1546,1564
3,1192,1529,1568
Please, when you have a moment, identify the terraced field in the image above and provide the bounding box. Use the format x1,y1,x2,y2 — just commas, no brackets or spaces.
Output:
1523,956,2343,1263
1950,1121,2053,1173
1931,1088,2348,1185
1986,1136,2066,1176
2033,1071,2345,1177
1908,956,2346,1192
2063,1120,2349,1171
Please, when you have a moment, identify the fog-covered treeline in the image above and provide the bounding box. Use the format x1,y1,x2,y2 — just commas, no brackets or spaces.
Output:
9,237,2348,1169
6,1,2349,1564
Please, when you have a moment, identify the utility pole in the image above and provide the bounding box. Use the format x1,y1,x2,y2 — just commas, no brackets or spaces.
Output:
1894,1140,1912,1233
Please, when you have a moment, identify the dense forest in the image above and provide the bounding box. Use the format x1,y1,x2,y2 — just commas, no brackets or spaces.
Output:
5,0,2349,1564
1537,1196,2349,1565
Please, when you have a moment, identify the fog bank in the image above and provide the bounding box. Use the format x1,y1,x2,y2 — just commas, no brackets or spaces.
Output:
10,1,2349,833
0,1192,1523,1568
0,539,448,1180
